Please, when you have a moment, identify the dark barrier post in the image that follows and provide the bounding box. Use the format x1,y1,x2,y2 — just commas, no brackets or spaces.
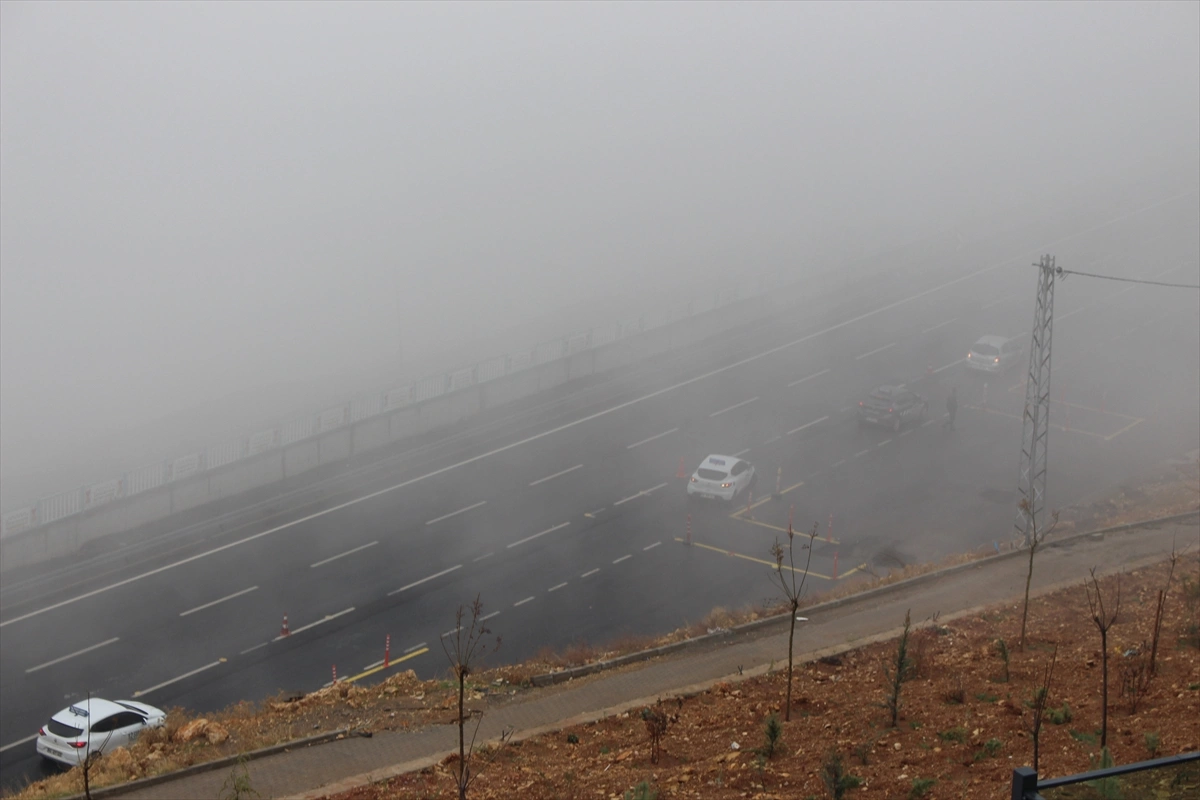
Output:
1011,767,1037,800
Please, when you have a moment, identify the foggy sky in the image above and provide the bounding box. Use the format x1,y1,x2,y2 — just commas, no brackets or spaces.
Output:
2,1,1198,509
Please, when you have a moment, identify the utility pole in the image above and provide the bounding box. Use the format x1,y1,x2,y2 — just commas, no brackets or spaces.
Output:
1016,255,1057,546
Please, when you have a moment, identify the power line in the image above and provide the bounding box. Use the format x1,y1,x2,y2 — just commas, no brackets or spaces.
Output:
1053,267,1200,290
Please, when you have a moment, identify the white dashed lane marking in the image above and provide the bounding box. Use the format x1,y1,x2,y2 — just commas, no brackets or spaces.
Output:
709,397,759,417
626,428,679,449
529,464,584,486
426,501,487,526
26,637,120,674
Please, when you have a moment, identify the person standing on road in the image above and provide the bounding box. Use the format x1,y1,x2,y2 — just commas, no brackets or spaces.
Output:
944,386,958,430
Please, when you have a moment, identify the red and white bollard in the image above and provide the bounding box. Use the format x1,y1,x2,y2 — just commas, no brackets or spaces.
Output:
332,664,338,684
385,635,391,669
686,513,692,546
833,551,839,580
788,504,794,530
280,614,290,637
827,512,833,543
774,467,782,499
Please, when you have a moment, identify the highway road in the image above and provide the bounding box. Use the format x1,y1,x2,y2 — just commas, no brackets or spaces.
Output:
2,191,1197,789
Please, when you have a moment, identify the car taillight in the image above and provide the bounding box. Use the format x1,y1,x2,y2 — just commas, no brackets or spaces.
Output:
888,408,894,414
721,482,734,488
38,727,45,737
70,741,88,748
967,352,972,358
994,357,1000,363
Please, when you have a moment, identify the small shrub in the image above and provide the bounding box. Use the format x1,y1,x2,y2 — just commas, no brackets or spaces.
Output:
756,714,783,759
943,676,965,705
1145,732,1161,758
565,733,579,745
937,727,967,744
909,777,937,798
853,741,872,766
1070,729,1099,745
820,751,863,800
1047,703,1073,725
975,691,999,703
1088,747,1122,799
218,755,261,800
973,738,1003,761
995,638,1011,683
624,781,658,800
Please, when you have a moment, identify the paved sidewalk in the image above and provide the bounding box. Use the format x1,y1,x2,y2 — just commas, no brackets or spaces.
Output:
115,516,1196,800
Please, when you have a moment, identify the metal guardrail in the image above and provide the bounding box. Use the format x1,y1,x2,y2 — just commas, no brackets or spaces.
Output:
1010,751,1200,799
1,277,781,537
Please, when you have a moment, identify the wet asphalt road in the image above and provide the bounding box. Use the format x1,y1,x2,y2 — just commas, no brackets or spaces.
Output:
2,194,1197,788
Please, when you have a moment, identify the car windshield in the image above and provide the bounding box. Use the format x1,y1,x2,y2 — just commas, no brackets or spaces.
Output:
697,468,727,480
973,343,1000,356
47,719,83,738
868,391,894,404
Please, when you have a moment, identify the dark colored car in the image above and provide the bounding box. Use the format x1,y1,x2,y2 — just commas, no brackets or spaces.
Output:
857,386,928,431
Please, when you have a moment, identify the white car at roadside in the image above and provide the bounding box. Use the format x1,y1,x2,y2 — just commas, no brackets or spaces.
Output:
687,454,756,502
966,335,1024,374
36,698,166,767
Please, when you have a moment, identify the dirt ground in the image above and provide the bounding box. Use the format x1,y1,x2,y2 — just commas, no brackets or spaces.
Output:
320,554,1200,800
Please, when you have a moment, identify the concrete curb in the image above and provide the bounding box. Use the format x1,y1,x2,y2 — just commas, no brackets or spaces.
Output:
52,727,353,800
528,507,1200,687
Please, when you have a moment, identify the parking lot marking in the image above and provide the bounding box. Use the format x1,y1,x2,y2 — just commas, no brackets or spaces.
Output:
613,554,632,564
529,464,583,486
644,541,662,551
855,342,895,360
787,368,831,387
1104,417,1145,442
626,428,678,449
426,501,487,526
508,521,571,548
132,659,223,697
389,564,463,595
180,586,258,616
26,637,120,674
311,542,377,569
710,397,760,418
921,318,957,335
787,415,829,436
675,538,833,580
614,482,669,506
0,734,38,754
965,405,1108,439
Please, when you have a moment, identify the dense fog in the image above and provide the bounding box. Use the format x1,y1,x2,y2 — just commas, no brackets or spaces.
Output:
2,1,1197,511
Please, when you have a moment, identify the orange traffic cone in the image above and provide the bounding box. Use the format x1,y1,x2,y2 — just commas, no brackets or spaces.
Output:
280,614,290,637
676,457,688,479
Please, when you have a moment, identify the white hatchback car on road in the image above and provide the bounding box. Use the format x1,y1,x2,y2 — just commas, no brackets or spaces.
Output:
687,454,756,502
36,698,166,767
966,335,1024,374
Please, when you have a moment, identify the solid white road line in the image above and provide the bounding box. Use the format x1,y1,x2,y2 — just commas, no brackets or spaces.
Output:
626,427,678,449
613,482,669,506
787,368,830,387
426,501,487,526
6,196,1178,630
388,565,463,596
513,596,535,607
643,541,662,551
507,521,571,549
479,611,501,622
405,642,427,654
921,318,957,335
26,637,120,674
613,555,632,564
180,586,258,617
240,642,269,655
786,415,829,436
0,734,38,754
275,607,355,640
132,660,223,697
581,568,600,578
529,464,583,486
548,582,568,592
709,396,759,417
310,541,378,569
855,342,895,360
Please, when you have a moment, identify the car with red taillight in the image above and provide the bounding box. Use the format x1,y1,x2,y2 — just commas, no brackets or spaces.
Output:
35,698,165,766
857,386,928,431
